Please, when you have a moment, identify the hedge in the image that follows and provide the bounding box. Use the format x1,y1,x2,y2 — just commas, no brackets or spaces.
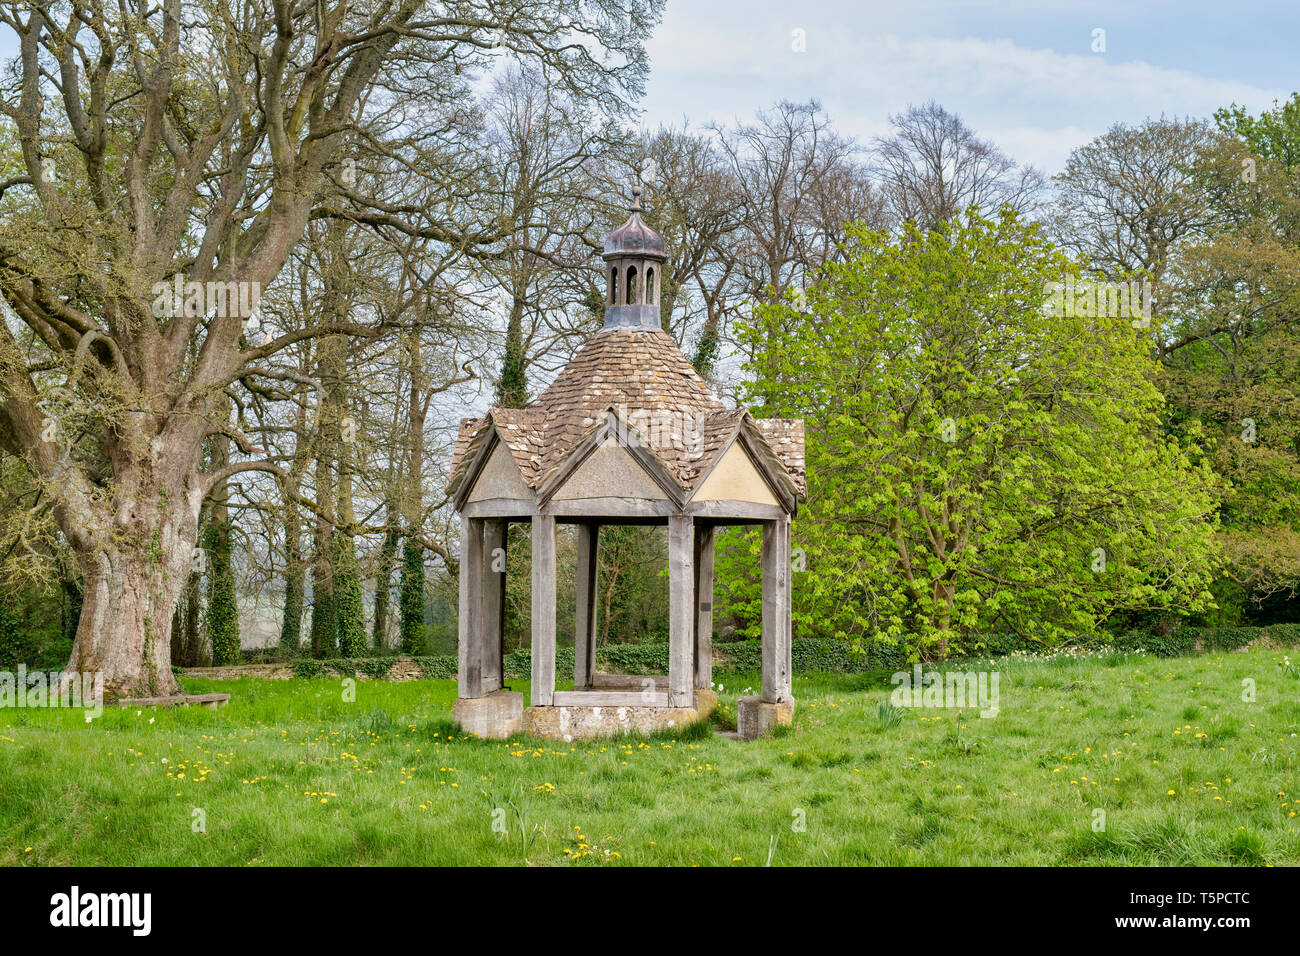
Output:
292,657,398,679
285,622,1300,682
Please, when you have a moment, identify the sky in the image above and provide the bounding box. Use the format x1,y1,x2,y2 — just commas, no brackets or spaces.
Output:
1,2,1292,176
636,0,1298,175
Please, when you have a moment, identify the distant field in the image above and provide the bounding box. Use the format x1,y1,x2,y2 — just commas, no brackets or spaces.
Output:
2,648,1297,866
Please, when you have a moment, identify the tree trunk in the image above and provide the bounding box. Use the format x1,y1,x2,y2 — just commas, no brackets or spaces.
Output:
181,568,202,667
205,430,240,665
332,362,365,656
310,466,337,657
61,577,83,648
170,567,202,667
66,508,197,698
399,328,427,651
310,330,344,658
281,390,310,653
372,502,399,650
498,293,529,407
282,505,305,653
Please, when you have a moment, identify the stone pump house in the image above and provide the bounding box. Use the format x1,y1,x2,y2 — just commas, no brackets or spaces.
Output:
446,188,805,741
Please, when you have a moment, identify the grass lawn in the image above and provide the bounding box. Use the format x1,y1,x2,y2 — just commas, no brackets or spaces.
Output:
2,647,1298,866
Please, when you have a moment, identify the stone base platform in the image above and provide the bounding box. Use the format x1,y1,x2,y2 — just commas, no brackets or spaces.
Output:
737,696,795,740
453,689,523,739
522,688,718,742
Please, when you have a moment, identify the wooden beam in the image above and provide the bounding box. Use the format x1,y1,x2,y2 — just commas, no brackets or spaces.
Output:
530,514,557,707
694,524,715,690
457,515,484,699
462,497,538,519
685,500,786,521
589,671,667,689
667,514,694,707
574,522,599,689
481,519,506,693
552,690,670,708
761,517,792,703
543,496,676,519
785,521,794,694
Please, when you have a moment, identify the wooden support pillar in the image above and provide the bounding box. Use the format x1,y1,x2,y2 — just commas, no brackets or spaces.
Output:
785,524,794,691
668,514,695,707
530,514,557,707
761,516,792,703
481,519,506,693
457,515,484,699
574,522,599,690
693,524,715,690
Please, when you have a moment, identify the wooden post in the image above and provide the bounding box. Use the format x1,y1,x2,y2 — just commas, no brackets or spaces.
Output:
761,516,792,703
786,520,794,691
530,514,556,707
668,515,694,707
574,522,599,690
457,515,484,699
481,519,506,693
693,523,715,690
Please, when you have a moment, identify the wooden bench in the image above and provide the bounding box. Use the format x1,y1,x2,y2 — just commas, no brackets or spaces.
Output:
114,693,231,710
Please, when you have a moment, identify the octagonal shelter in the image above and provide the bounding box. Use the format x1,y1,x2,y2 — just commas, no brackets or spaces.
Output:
446,188,806,741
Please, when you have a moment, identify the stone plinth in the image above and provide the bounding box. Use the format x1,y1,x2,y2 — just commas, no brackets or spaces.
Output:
453,689,524,739
737,696,794,740
522,688,716,742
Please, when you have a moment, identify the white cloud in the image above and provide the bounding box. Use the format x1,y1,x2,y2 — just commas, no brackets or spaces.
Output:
643,20,1288,174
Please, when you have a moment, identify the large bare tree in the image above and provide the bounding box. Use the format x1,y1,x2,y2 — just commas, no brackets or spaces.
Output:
0,0,660,695
1049,116,1222,288
874,100,1043,232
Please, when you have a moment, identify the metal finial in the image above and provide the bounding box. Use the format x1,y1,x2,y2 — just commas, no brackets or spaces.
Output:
630,185,643,212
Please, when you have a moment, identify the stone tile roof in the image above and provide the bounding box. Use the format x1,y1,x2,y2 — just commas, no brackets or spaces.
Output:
535,328,723,419
449,417,484,480
752,418,807,498
676,407,746,490
446,328,806,505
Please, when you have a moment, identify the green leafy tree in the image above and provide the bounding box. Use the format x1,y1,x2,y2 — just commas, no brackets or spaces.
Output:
1216,93,1300,167
1052,112,1300,621
710,526,762,640
741,210,1222,660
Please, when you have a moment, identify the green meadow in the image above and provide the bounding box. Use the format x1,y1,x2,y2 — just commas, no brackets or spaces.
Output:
2,647,1297,866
